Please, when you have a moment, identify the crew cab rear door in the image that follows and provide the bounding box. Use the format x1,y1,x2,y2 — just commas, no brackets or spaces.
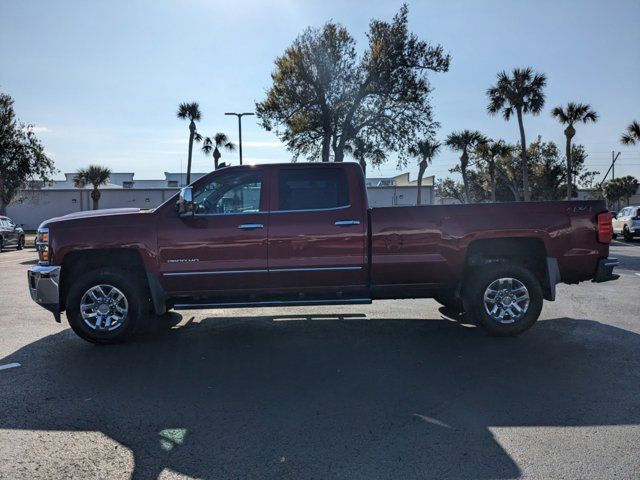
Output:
266,165,368,295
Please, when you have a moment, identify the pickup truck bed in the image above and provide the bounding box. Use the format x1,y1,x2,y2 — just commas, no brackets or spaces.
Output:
27,162,618,343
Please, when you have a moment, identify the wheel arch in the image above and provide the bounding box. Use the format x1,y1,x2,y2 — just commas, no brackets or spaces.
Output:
463,237,557,301
60,248,149,312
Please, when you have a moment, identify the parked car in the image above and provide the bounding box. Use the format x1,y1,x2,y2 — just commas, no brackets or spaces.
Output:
0,216,25,252
612,206,640,241
27,163,618,343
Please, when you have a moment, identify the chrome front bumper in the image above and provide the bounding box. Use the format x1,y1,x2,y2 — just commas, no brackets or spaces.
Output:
27,266,62,322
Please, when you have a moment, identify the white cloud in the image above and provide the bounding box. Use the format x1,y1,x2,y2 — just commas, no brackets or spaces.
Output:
29,126,51,133
242,140,283,148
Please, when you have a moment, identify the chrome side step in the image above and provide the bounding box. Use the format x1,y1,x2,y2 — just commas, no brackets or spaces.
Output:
173,298,372,310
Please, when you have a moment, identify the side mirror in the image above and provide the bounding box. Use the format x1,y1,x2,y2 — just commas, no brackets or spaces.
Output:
176,187,195,216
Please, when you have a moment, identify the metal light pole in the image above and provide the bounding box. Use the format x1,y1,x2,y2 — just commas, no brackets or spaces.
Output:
225,112,255,165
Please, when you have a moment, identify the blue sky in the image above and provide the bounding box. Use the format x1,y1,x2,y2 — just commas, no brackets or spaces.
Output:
1,0,639,181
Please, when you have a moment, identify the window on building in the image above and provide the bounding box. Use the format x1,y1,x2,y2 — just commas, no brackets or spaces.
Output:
168,180,179,188
277,168,349,211
123,181,134,189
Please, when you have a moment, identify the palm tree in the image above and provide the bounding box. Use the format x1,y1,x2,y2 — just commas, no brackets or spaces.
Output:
409,139,441,205
476,140,512,202
74,165,111,210
177,102,202,184
201,132,236,170
621,120,640,145
445,130,486,203
551,102,598,200
487,67,547,201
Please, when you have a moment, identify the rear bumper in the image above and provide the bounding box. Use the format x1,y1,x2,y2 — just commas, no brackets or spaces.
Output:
592,258,620,283
27,266,62,322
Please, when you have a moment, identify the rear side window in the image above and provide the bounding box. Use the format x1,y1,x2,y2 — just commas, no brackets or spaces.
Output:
278,168,349,211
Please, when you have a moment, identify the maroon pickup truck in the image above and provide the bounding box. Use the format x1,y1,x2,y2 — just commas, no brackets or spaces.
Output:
28,162,618,343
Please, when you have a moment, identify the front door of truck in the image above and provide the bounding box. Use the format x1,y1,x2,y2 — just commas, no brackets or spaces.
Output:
157,168,269,296
266,166,368,295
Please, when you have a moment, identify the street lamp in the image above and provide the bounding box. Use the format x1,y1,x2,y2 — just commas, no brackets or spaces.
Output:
225,112,255,165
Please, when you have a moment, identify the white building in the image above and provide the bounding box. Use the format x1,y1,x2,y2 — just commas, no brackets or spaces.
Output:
7,170,435,229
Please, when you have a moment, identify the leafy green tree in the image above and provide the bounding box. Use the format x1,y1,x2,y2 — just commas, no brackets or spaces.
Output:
620,120,640,145
487,67,547,201
0,92,55,215
551,102,598,200
475,140,512,202
435,178,465,203
201,133,235,170
344,137,386,176
409,139,441,205
604,176,639,207
256,5,450,167
445,130,486,203
177,102,202,184
73,165,112,210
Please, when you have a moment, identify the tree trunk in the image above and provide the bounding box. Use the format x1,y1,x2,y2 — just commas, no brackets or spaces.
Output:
359,158,367,176
321,131,331,162
516,107,530,202
489,160,496,202
460,150,471,203
565,125,575,200
0,201,6,216
416,160,427,205
186,121,196,184
91,188,100,210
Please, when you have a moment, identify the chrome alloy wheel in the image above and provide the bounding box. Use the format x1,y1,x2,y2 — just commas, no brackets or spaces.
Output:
80,284,129,331
483,277,530,324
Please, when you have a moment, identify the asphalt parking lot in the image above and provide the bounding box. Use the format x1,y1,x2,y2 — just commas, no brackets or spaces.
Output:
1,243,639,479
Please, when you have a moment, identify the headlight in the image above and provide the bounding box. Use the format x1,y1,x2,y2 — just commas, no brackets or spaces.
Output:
36,227,50,265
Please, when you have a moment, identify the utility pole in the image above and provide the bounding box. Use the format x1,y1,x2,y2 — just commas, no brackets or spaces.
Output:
599,151,621,189
225,112,255,165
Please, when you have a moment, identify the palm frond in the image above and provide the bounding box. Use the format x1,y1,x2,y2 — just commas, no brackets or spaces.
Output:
176,102,202,121
621,120,640,145
74,165,111,188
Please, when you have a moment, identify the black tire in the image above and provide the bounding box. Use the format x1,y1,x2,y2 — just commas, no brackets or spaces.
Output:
17,235,24,250
65,268,148,344
463,263,543,336
434,290,464,313
0,237,3,252
623,227,633,242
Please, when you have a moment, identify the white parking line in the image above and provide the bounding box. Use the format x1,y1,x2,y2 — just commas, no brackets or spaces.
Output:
0,362,21,371
635,273,640,277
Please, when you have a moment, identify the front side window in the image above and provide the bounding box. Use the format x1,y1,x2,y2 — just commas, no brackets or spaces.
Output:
193,171,262,215
278,168,349,211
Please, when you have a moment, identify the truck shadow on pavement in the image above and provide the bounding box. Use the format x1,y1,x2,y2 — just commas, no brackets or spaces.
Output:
1,314,639,479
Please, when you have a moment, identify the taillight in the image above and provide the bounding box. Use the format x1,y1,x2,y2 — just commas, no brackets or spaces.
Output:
597,211,613,244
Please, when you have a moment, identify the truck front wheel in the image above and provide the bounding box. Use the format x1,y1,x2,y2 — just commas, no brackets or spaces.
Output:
65,268,147,344
463,263,543,336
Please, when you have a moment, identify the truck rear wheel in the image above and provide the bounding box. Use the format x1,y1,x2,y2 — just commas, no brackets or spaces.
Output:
463,263,543,336
65,268,147,344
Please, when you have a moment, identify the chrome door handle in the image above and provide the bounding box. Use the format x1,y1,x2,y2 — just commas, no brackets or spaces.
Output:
238,223,264,230
335,220,360,226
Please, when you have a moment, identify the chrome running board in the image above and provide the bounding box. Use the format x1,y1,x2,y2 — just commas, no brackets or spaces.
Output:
173,298,372,310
